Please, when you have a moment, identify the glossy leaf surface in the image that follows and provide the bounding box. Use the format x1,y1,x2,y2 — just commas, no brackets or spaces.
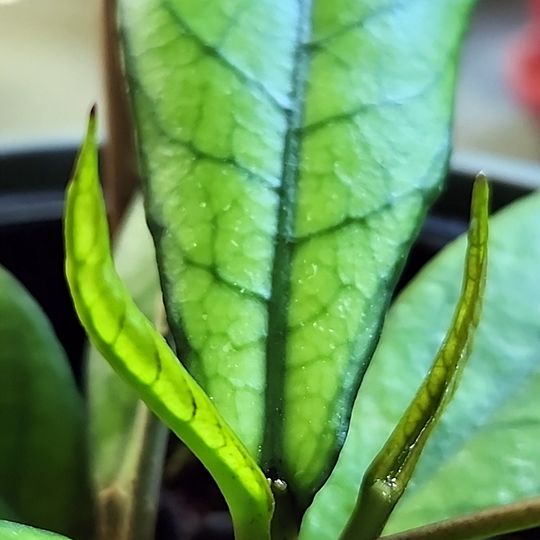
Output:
118,0,475,504
300,189,540,540
0,521,71,540
64,113,273,540
0,266,90,539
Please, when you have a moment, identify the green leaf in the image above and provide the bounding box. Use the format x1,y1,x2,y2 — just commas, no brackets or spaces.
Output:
0,266,91,539
299,189,540,540
87,194,168,540
0,497,19,523
118,0,476,508
64,111,274,540
88,193,161,491
0,521,72,540
340,176,489,540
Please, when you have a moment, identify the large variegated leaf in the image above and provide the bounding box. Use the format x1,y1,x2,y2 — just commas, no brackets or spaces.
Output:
118,0,475,507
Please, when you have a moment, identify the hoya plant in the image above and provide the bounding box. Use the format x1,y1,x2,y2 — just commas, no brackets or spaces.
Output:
1,0,540,540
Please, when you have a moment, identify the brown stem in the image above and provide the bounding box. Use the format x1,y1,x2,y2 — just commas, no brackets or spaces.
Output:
269,486,302,540
381,497,540,540
101,0,140,235
96,402,169,540
94,299,171,540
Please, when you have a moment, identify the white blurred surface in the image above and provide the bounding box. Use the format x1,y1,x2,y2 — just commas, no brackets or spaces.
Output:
0,0,101,149
454,0,540,175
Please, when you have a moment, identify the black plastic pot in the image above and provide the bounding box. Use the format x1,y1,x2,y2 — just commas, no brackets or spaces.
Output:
0,146,85,381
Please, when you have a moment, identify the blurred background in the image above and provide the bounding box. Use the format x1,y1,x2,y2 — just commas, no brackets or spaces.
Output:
1,0,540,185
1,4,539,540
0,0,101,150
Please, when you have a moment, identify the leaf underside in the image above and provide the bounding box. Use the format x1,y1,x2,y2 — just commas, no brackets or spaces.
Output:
300,189,540,540
119,0,475,506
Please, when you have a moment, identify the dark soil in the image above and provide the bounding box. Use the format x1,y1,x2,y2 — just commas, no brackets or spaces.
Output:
157,441,233,540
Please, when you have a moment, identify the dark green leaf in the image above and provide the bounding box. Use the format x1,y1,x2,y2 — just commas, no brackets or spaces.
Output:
0,266,90,539
118,0,475,507
0,497,18,523
300,190,540,539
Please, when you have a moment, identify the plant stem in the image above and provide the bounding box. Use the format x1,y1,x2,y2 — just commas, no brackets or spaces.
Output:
339,479,400,540
270,487,301,540
102,0,140,233
381,497,540,540
96,402,169,540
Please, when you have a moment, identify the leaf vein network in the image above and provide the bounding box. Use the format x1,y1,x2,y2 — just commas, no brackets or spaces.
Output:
159,0,289,112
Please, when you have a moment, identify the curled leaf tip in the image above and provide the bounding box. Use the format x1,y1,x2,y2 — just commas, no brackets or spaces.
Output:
472,172,489,201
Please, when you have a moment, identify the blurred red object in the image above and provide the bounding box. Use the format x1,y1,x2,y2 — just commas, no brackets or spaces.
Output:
507,0,540,121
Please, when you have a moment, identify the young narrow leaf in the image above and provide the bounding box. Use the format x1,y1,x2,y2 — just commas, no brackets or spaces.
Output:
340,176,489,540
300,189,540,540
0,521,72,540
377,190,540,536
64,112,274,540
87,195,168,540
118,0,476,509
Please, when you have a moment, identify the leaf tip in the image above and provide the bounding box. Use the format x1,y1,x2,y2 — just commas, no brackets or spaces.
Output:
472,172,490,220
87,104,98,139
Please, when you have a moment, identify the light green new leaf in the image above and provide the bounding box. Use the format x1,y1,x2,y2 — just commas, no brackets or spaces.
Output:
64,113,274,540
0,266,90,539
0,521,72,540
118,0,476,507
87,193,168,540
300,188,540,540
341,176,489,540
87,194,162,490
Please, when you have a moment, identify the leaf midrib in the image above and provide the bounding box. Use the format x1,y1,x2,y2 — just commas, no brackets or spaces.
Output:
261,0,313,479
